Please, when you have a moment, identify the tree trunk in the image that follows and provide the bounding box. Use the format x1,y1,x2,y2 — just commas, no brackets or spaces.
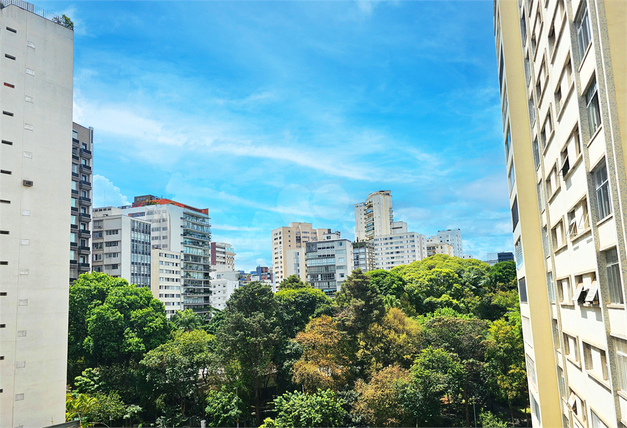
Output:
464,392,470,427
255,379,261,427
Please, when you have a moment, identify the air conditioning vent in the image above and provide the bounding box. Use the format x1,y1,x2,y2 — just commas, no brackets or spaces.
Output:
22,180,33,187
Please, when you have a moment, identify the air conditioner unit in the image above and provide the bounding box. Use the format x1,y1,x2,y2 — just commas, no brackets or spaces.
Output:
22,180,33,187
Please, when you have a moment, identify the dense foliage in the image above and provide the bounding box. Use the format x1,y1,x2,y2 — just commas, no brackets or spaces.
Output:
66,257,528,426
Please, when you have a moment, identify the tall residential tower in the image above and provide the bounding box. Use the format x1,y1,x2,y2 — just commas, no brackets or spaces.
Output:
354,190,393,241
0,2,73,426
495,0,627,426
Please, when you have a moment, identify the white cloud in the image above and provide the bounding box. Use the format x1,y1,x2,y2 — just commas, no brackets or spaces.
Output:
92,175,129,207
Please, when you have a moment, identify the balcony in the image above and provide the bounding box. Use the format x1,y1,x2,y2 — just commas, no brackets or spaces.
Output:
79,229,91,238
70,242,78,249
72,154,79,161
70,224,78,230
79,246,90,254
72,172,79,179
79,213,91,222
71,207,79,214
72,138,80,147
78,263,90,271
71,189,78,196
79,196,91,204
80,164,91,173
79,180,92,190
80,148,92,158
70,259,77,265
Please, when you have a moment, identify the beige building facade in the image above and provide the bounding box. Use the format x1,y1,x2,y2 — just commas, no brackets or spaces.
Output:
354,190,394,241
272,222,331,285
426,238,455,258
495,0,627,426
151,249,183,317
0,2,74,426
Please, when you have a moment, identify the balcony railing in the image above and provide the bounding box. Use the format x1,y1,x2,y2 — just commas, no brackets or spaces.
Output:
72,137,80,146
79,196,91,204
79,213,91,221
80,148,92,158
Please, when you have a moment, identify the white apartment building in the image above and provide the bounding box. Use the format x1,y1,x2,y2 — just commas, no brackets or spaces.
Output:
432,229,463,258
426,237,455,257
495,0,627,426
92,207,152,288
285,248,307,282
353,240,375,272
211,241,235,271
122,196,212,316
374,221,427,270
354,190,394,241
210,267,240,310
306,232,354,296
0,2,74,426
272,222,331,285
151,249,183,317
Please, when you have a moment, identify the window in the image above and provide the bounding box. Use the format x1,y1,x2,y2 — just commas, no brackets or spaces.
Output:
573,272,598,305
547,271,555,302
558,367,566,398
590,411,609,428
530,394,541,425
526,354,537,387
536,61,547,100
511,197,519,231
540,111,553,149
593,162,612,219
568,390,585,423
70,232,76,243
551,220,566,249
505,126,511,160
604,247,624,304
522,316,532,345
508,164,516,192
558,277,572,304
532,138,540,168
567,198,589,238
514,239,523,269
72,164,78,173
519,277,528,303
576,3,592,59
564,333,579,362
583,342,608,381
615,337,627,391
93,231,103,239
585,78,601,135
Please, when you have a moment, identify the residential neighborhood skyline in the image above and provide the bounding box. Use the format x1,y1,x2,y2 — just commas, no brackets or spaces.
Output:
38,0,514,270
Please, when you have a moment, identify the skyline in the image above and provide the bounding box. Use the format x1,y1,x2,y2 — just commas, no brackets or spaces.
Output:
44,0,511,270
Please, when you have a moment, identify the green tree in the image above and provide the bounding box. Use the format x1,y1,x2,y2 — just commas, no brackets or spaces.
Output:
215,281,281,426
334,269,385,339
400,347,463,427
356,307,422,375
273,390,346,428
278,274,310,291
292,316,350,392
52,14,74,30
205,388,243,427
66,391,126,426
141,330,215,425
170,309,204,332
366,269,407,298
352,365,412,427
276,281,332,339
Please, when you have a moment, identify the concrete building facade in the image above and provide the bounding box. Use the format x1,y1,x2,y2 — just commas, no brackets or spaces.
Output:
0,2,74,426
373,221,427,270
150,249,183,317
271,222,331,285
432,229,463,258
426,238,455,257
495,0,627,426
123,196,212,315
353,240,375,272
70,122,93,283
92,207,152,288
210,267,240,310
211,242,235,271
306,232,354,296
354,190,394,241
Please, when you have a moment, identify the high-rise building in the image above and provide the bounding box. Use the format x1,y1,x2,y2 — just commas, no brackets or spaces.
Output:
373,221,427,270
432,229,463,258
210,268,240,310
0,2,74,426
123,195,212,315
271,222,332,285
352,240,375,272
306,232,354,296
91,207,152,287
285,248,307,282
151,249,183,317
70,122,93,283
495,0,627,426
354,190,393,241
211,242,235,271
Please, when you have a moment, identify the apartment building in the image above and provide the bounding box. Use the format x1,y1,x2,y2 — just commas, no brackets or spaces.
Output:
151,249,183,317
92,207,152,287
0,2,74,426
354,190,394,241
285,248,307,282
353,240,375,272
210,268,240,310
70,122,93,283
272,222,332,285
495,0,627,426
426,238,455,257
211,241,235,271
123,195,212,315
431,229,463,258
373,221,427,270
306,232,354,296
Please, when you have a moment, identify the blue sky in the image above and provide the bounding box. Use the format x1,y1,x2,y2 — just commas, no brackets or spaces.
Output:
44,0,512,271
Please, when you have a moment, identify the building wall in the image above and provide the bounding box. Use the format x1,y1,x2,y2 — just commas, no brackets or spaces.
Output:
285,248,307,281
495,0,627,426
435,229,463,258
0,4,73,426
151,249,183,317
210,268,240,310
306,238,354,296
374,223,427,270
354,190,393,241
70,122,93,282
